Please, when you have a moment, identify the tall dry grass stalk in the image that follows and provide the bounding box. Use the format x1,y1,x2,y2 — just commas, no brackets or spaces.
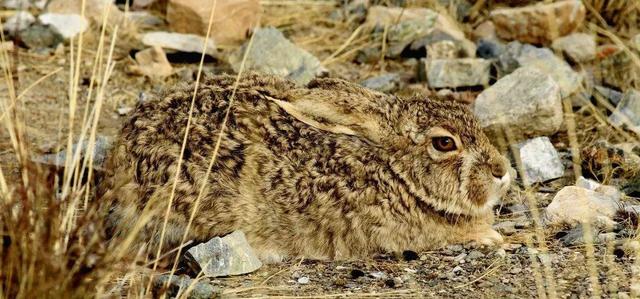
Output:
0,2,131,298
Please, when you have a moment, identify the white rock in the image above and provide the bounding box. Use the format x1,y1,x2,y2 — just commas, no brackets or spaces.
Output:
46,0,125,25
39,13,89,39
609,89,640,134
297,276,310,284
516,137,564,185
575,176,623,201
185,231,262,277
551,33,596,63
575,176,601,190
3,11,35,34
473,67,563,140
141,31,217,57
545,186,621,227
3,0,30,9
426,58,491,88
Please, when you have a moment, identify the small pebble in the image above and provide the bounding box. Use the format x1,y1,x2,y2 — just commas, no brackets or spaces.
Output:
117,106,133,116
454,253,467,263
467,250,485,260
452,266,463,274
297,276,310,284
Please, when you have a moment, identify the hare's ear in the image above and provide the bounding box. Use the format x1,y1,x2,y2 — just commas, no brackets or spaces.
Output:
267,78,396,144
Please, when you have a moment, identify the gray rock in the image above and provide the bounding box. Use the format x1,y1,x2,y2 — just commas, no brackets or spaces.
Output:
473,67,563,140
453,253,467,263
551,33,596,63
410,29,459,58
141,31,217,57
39,13,88,39
496,41,524,75
365,6,475,57
516,44,582,97
126,11,165,27
33,136,112,171
185,231,262,277
557,224,598,247
385,17,437,57
609,89,640,134
360,73,400,93
3,11,35,34
594,85,623,105
516,136,565,185
426,40,459,60
496,42,582,97
501,203,529,217
297,276,310,284
445,244,465,254
229,27,324,85
154,274,219,299
466,250,485,260
425,58,491,88
19,23,64,49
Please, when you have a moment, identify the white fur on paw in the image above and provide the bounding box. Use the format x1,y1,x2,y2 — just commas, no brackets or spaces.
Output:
467,228,504,248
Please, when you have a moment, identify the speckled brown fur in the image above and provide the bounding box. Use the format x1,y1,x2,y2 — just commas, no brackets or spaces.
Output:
97,72,512,262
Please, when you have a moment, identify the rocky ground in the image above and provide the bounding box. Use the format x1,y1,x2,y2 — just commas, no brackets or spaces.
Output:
1,0,640,298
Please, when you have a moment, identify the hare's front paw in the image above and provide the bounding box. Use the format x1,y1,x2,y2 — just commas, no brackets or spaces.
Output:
465,228,503,249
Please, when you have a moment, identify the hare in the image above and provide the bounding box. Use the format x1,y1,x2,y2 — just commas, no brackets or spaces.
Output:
98,72,512,262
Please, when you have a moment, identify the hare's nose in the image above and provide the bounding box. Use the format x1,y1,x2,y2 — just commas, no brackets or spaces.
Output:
490,159,507,179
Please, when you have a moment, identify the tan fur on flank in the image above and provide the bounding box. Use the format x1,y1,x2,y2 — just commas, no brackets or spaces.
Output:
97,72,512,262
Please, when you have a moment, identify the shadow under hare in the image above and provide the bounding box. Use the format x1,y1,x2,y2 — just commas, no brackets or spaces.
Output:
98,72,512,262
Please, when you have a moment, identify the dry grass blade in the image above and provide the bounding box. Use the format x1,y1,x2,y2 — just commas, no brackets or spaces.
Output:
151,0,222,285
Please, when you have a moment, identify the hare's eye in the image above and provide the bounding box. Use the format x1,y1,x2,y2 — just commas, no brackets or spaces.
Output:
432,136,457,152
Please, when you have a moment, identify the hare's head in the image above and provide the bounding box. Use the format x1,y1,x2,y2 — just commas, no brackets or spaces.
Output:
275,77,512,217
389,98,512,217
